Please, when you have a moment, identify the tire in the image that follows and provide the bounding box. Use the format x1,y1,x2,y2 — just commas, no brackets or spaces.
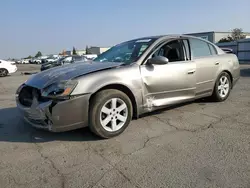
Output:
211,71,232,102
89,89,133,138
0,68,8,77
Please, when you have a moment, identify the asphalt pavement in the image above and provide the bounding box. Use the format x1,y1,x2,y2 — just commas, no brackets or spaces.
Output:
0,64,250,188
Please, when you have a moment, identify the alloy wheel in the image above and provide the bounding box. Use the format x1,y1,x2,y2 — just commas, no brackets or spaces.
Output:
0,69,7,77
218,75,230,98
100,98,128,132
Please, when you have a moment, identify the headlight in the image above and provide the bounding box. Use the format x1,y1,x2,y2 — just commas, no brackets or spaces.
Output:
41,80,78,98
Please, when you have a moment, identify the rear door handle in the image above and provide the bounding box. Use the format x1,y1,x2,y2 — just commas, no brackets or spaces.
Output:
215,61,220,65
187,70,195,74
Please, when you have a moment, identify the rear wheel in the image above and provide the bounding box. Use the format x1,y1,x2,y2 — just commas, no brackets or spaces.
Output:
89,89,132,138
0,68,8,77
211,72,231,102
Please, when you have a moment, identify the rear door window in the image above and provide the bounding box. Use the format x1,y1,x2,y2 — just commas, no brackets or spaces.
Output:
189,38,212,58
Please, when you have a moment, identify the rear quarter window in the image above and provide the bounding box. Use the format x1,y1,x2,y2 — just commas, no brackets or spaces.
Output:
208,44,217,55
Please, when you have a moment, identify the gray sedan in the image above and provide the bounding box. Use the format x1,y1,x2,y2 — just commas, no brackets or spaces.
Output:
16,35,240,138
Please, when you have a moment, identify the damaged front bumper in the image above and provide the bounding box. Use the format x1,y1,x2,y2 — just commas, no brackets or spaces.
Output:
16,93,91,132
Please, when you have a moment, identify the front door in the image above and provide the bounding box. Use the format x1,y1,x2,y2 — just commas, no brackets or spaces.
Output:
140,39,196,109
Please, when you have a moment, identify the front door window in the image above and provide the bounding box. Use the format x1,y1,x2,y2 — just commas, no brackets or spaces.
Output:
152,40,185,62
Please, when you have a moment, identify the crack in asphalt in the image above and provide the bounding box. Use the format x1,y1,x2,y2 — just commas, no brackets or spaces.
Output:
197,112,221,119
124,114,223,156
151,115,221,133
23,107,245,188
125,134,164,156
126,110,247,157
90,147,141,188
116,168,141,188
9,174,29,186
89,168,113,188
30,132,65,188
35,142,66,188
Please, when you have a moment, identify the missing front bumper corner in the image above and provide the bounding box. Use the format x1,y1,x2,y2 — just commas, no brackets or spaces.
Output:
18,94,90,132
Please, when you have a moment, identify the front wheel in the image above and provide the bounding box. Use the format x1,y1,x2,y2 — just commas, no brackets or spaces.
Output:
211,72,232,102
89,89,132,138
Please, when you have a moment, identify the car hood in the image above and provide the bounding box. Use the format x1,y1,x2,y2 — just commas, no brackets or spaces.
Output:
25,61,123,89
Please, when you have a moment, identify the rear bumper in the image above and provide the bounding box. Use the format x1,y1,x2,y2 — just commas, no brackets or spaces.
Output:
16,94,91,132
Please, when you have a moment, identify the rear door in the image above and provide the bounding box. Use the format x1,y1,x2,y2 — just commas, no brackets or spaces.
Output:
188,38,220,96
140,39,196,108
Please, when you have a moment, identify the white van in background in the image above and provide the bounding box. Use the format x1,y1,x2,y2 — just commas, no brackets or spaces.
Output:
83,54,98,60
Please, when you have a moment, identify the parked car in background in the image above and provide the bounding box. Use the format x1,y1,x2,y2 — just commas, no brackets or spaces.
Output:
16,35,240,138
41,55,61,64
20,59,30,64
83,54,98,60
34,59,42,64
29,58,36,64
6,60,16,65
29,58,42,64
0,59,17,77
40,55,88,71
60,55,89,64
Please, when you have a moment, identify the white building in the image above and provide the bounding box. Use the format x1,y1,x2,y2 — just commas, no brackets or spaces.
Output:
87,47,110,55
185,31,250,43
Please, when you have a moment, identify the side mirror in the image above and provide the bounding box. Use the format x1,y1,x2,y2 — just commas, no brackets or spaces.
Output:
147,56,169,65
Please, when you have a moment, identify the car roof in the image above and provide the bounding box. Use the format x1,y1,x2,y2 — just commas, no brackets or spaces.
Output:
131,34,206,42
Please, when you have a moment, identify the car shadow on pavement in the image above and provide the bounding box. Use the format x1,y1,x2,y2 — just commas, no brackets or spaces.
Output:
240,68,250,77
0,107,100,143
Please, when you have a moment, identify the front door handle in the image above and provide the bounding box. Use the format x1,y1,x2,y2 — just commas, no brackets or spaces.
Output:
187,70,195,74
215,61,220,65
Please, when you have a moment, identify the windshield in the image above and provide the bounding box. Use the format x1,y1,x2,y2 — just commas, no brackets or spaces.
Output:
93,38,156,64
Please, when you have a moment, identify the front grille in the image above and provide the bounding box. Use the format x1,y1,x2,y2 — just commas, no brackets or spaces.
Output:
18,85,50,107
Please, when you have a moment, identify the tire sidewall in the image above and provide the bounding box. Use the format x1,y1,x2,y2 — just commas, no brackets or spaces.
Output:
214,72,231,101
90,90,132,138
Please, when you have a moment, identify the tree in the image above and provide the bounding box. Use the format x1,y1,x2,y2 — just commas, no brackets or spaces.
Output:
231,28,246,40
35,51,42,58
218,35,233,43
24,55,33,59
85,45,92,54
85,45,89,54
218,28,246,43
72,47,77,55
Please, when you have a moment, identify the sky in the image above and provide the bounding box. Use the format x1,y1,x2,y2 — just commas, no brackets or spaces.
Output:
0,0,250,59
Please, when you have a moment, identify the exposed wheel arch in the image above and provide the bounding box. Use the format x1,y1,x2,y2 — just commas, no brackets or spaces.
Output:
89,84,138,119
